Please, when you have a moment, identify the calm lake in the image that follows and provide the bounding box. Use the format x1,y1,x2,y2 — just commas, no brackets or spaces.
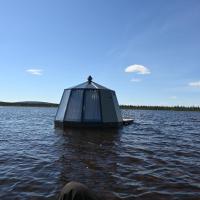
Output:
0,107,200,200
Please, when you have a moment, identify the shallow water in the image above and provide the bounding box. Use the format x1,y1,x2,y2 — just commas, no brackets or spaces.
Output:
0,107,200,200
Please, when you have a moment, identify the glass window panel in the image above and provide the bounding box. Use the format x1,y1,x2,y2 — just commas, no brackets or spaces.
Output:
55,90,70,121
83,90,101,122
112,92,122,122
65,90,83,122
100,90,117,122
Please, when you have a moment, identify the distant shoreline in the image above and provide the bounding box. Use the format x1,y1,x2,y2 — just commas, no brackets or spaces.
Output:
120,105,200,112
0,101,58,107
0,102,200,112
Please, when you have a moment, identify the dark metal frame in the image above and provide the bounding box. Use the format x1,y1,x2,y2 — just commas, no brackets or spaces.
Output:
81,89,86,122
98,90,103,123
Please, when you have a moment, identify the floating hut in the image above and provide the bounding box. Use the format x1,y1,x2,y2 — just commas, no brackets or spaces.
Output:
55,76,133,128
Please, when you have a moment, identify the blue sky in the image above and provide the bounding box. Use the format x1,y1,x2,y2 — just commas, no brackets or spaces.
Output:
0,0,200,106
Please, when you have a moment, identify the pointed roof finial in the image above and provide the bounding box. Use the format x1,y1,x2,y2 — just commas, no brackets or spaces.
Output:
88,75,92,84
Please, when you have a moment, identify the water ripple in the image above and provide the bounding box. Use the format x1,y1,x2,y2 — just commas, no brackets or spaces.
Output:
0,107,200,199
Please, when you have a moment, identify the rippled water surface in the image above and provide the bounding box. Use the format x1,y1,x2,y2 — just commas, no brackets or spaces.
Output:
0,107,200,200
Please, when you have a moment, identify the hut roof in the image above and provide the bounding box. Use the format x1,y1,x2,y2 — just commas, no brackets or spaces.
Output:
66,76,111,90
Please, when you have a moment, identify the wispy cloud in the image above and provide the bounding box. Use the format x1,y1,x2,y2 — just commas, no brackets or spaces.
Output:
125,64,150,75
169,96,177,99
26,69,43,75
188,81,200,88
131,78,141,82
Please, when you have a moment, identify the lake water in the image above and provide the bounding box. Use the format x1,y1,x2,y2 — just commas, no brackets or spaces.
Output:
0,107,200,200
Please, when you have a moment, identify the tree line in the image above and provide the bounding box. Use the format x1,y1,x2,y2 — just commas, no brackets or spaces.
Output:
1,101,200,111
0,101,58,107
120,105,200,112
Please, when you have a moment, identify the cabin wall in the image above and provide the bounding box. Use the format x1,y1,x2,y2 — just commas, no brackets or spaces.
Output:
112,91,123,122
55,88,122,124
83,90,101,122
64,89,83,122
100,90,118,122
55,90,71,121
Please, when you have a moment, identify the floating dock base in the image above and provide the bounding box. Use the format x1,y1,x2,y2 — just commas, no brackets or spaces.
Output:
123,118,134,126
55,119,134,129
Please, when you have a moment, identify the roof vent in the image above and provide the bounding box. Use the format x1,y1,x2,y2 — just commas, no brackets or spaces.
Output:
88,75,92,84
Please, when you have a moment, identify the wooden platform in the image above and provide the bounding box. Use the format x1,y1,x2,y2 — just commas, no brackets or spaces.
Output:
123,118,134,125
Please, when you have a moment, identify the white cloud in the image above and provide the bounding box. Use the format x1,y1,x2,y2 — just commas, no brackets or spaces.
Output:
169,96,177,99
131,78,141,82
26,69,43,75
125,64,151,74
188,81,200,88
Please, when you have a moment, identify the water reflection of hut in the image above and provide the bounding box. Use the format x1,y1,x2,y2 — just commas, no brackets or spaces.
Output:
55,76,133,128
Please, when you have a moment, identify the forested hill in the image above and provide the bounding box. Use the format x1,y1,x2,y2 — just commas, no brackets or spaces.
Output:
0,101,58,107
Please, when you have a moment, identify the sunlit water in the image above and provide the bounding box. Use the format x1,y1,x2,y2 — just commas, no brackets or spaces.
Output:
0,107,200,200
